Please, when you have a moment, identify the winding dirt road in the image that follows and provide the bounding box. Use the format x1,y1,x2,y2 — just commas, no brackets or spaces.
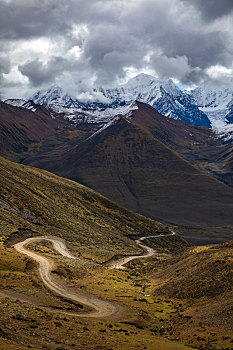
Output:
110,231,176,269
14,237,118,318
13,232,175,318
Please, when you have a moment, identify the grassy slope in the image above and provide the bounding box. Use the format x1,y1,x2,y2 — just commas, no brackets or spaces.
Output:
126,239,233,349
1,235,231,350
0,156,195,350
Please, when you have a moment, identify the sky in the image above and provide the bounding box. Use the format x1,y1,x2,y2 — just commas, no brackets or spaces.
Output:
1,0,233,100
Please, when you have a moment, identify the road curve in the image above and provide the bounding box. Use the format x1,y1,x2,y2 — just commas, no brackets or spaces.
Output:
14,236,118,318
14,232,175,318
109,231,176,269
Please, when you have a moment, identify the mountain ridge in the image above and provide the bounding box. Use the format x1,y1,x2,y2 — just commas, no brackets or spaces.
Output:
6,73,233,131
19,107,233,233
28,73,211,127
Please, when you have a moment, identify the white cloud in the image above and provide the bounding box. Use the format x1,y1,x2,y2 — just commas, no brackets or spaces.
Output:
206,65,233,79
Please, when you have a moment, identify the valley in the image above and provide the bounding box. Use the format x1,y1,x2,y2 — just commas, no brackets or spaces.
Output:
0,219,232,349
0,156,232,349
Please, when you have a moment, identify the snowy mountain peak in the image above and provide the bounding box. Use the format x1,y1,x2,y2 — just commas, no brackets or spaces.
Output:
46,85,63,93
124,73,157,88
28,73,211,127
30,85,84,109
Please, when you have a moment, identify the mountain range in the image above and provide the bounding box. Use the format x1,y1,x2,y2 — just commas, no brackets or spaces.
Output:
2,73,233,239
7,73,231,129
6,73,233,139
190,83,233,126
27,73,211,128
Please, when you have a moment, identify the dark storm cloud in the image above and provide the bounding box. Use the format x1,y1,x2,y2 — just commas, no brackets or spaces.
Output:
0,56,11,88
183,0,233,20
19,57,71,86
82,24,146,84
1,0,233,98
0,0,73,40
78,0,232,85
0,57,10,75
0,0,120,41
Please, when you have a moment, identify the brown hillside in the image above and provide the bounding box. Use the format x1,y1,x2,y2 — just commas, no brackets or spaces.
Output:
0,102,75,158
22,115,233,231
133,102,233,187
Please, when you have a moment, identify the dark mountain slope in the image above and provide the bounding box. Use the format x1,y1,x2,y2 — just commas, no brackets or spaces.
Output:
133,102,233,187
22,115,233,230
132,102,223,160
0,102,75,159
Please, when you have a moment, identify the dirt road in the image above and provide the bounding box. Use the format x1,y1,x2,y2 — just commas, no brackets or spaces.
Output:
110,231,176,269
14,237,118,318
13,232,175,318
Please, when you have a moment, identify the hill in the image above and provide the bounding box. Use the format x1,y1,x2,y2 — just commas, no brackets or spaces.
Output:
0,102,60,158
0,102,84,161
0,155,171,261
125,238,233,350
132,102,233,188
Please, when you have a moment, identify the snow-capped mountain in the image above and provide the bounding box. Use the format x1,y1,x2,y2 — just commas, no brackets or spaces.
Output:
99,73,210,127
215,124,233,142
28,74,211,128
189,84,233,128
8,73,233,130
31,86,86,109
62,102,138,126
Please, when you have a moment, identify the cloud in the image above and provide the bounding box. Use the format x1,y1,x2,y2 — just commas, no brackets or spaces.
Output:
0,0,72,40
1,0,233,98
0,56,11,98
19,57,71,86
183,0,233,20
0,56,10,77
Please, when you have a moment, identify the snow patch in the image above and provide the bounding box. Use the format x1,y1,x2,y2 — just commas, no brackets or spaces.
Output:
214,124,233,142
86,116,121,140
4,99,26,107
